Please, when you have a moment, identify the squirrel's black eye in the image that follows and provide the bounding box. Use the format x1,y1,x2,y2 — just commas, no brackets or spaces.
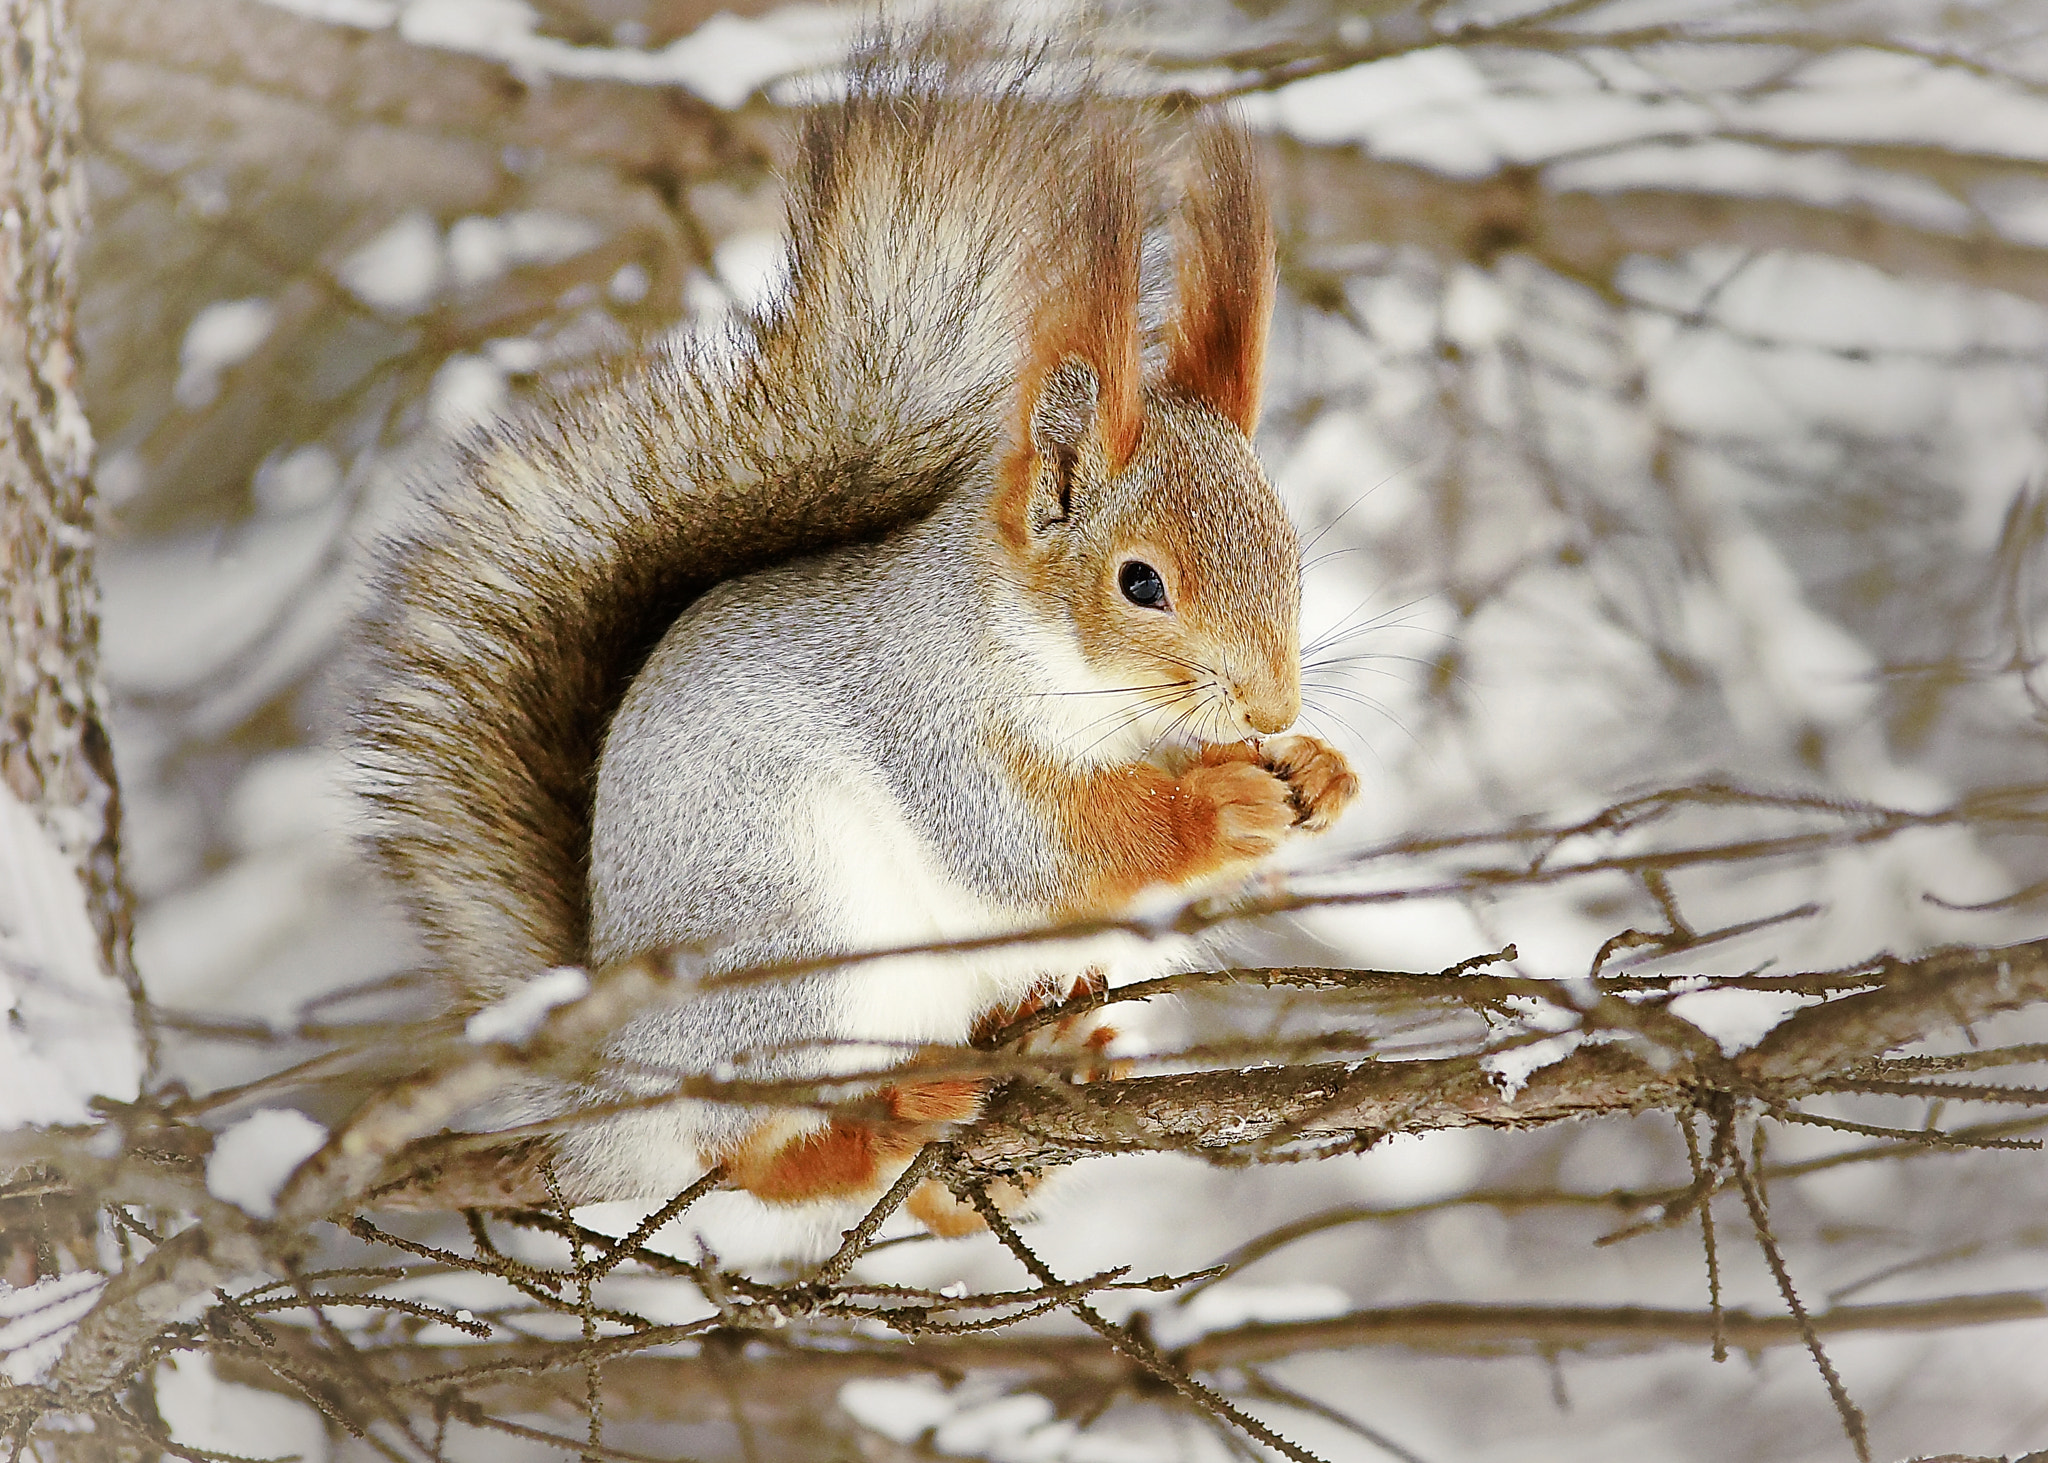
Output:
1118,561,1170,610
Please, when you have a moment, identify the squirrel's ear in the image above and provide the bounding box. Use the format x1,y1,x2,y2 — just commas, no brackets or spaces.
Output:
1164,118,1275,437
1020,358,1103,532
998,129,1143,554
1020,127,1143,462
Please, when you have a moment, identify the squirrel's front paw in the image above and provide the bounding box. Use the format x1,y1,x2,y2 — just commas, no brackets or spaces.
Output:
1260,734,1358,833
1184,743,1296,861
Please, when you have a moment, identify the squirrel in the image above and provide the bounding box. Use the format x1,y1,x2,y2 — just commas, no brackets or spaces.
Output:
353,29,1358,1234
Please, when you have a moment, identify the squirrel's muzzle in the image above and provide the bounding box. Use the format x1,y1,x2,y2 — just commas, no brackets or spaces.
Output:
1238,673,1300,736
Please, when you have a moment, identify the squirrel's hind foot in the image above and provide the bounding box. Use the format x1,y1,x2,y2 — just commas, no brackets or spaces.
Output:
723,1077,987,1205
905,1174,1036,1238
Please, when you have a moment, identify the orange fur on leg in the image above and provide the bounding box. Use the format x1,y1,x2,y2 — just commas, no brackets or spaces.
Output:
724,1079,984,1206
905,1175,1034,1238
1025,742,1294,913
728,1118,889,1203
884,1078,986,1124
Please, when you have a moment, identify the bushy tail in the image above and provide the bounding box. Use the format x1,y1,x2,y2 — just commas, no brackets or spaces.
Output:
352,29,1256,1002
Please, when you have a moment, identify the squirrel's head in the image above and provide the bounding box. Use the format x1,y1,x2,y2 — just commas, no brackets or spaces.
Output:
993,115,1300,749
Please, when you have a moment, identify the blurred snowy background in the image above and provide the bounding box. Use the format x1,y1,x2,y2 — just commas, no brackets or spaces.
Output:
27,0,2048,1457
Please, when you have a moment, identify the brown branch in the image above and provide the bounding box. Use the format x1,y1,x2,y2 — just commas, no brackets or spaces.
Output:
1271,140,2048,310
1176,1291,2048,1368
353,935,2048,1212
46,1213,275,1397
964,938,2048,1170
213,1290,2048,1426
76,0,772,536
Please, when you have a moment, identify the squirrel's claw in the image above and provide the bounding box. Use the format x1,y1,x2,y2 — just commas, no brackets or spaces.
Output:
1260,734,1359,833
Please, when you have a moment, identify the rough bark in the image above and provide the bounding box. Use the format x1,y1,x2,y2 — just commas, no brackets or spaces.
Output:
969,938,2048,1169
0,0,137,1024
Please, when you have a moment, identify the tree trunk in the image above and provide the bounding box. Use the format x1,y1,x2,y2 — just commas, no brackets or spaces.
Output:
0,0,145,1056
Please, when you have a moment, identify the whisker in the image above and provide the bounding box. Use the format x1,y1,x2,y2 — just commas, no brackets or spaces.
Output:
1298,705,1394,780
1304,683,1403,717
1302,658,1436,684
1302,591,1438,657
1146,646,1210,677
1306,609,1448,648
1301,542,1377,575
1134,694,1209,764
1297,457,1426,557
1097,622,1213,681
1303,686,1425,752
1072,686,1199,762
1064,684,1193,743
1031,679,1197,699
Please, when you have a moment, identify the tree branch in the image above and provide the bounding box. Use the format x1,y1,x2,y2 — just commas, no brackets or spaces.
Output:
1270,140,2048,310
212,1290,2048,1427
964,938,2048,1172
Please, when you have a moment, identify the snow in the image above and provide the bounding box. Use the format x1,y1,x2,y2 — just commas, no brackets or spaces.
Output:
1277,413,1428,540
252,444,343,515
1348,1127,1487,1204
446,214,510,290
1239,48,1490,150
838,1380,1082,1463
447,210,603,292
1243,37,2048,233
260,0,397,25
384,0,849,110
0,788,141,1128
132,831,416,1033
568,1186,897,1268
1440,266,1514,350
1552,139,1975,235
337,210,443,315
1729,49,2048,160
609,261,650,304
1666,987,1821,1056
1480,1029,1584,1100
427,352,509,430
206,1108,330,1219
255,0,858,109
156,1352,331,1463
98,499,349,696
1142,1281,1352,1349
483,335,544,375
503,207,598,264
713,229,789,311
838,1377,961,1445
1,1272,107,1385
638,11,831,111
1692,521,1880,734
226,749,353,854
465,964,590,1044
934,1393,1066,1461
93,447,147,508
175,298,276,409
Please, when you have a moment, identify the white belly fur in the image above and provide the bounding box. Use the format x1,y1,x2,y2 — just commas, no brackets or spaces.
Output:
800,778,1047,1058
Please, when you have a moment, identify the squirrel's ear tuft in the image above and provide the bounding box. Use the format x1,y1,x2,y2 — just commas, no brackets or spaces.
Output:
1164,117,1275,437
1018,126,1143,472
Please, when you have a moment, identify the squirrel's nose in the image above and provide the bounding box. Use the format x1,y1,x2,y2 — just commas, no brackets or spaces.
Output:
1238,678,1299,736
